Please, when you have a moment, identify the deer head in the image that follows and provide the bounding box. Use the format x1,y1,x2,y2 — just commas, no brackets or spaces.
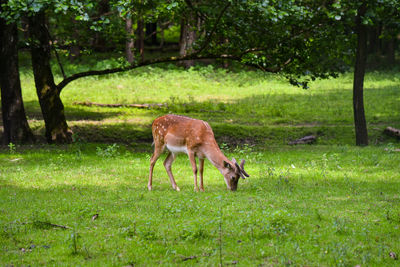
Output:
222,158,249,191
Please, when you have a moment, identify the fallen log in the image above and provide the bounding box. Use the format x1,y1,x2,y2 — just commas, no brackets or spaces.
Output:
289,135,317,145
73,101,166,108
384,127,400,139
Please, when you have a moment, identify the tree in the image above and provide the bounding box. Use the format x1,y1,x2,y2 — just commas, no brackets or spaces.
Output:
50,1,351,93
115,0,159,63
328,0,400,145
32,0,400,147
353,2,369,146
125,12,135,64
2,0,398,146
28,11,72,143
179,8,198,68
0,2,34,144
136,15,145,61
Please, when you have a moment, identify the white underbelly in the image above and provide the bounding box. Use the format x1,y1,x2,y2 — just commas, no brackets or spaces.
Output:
166,144,188,154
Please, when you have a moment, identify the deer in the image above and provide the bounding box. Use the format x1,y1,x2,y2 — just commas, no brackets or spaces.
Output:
148,114,249,191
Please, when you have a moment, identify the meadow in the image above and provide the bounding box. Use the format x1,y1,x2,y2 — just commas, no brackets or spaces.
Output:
1,57,400,266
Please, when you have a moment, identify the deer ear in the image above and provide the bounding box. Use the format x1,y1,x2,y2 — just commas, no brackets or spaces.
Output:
223,161,233,170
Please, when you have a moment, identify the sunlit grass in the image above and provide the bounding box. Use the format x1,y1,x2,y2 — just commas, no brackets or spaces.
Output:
1,144,400,266
18,59,400,146
1,56,400,265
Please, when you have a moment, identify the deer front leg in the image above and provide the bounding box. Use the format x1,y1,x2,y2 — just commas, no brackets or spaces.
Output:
148,145,164,191
164,152,180,191
188,151,199,191
199,158,205,192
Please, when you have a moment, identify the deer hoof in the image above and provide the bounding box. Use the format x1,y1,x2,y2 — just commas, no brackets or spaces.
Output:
148,185,152,191
175,186,180,192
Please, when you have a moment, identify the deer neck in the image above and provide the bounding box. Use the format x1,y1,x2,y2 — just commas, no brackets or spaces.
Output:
203,143,229,172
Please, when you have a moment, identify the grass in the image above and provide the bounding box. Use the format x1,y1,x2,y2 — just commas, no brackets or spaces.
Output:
16,53,400,146
1,54,400,265
1,144,400,266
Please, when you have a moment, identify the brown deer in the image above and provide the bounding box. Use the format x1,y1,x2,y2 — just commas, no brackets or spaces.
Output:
148,114,249,191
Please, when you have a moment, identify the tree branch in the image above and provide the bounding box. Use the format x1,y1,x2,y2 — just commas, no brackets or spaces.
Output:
56,51,291,92
238,48,293,72
195,2,231,55
44,23,66,79
56,54,237,91
90,10,116,21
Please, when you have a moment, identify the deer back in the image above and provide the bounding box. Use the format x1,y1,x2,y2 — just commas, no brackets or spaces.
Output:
152,115,217,150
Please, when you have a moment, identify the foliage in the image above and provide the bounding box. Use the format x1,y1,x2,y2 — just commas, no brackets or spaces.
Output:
8,143,16,154
0,0,94,20
96,143,120,158
3,0,399,89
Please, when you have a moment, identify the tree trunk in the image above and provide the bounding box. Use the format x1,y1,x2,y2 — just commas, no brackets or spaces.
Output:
28,12,72,144
179,16,197,68
353,3,369,146
0,16,35,144
386,37,396,65
136,18,145,62
125,15,135,64
159,26,165,49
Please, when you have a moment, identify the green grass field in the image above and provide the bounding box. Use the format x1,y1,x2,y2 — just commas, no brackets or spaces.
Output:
18,56,400,146
1,58,400,266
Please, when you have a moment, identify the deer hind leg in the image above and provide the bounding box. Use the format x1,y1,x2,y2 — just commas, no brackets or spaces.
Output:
188,151,199,191
199,158,205,192
164,152,180,191
148,143,164,191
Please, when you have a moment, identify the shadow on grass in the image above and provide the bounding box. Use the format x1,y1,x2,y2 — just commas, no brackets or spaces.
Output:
22,100,124,122
67,85,400,145
2,86,399,146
